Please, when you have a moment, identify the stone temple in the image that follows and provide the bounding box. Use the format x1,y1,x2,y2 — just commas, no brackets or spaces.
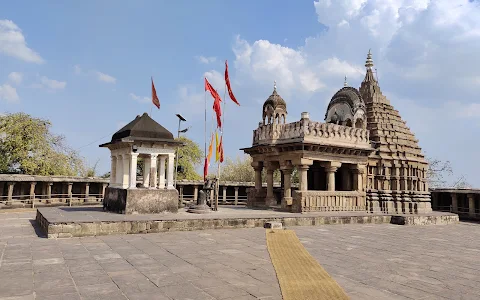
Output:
242,50,431,214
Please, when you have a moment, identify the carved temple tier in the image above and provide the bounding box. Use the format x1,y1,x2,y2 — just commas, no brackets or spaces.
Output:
292,190,366,213
253,121,370,150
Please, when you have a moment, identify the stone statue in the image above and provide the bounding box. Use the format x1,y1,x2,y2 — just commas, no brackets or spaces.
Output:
187,178,216,214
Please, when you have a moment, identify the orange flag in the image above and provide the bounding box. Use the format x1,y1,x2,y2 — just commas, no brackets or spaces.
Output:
219,136,224,163
151,77,160,109
207,133,214,162
215,132,220,162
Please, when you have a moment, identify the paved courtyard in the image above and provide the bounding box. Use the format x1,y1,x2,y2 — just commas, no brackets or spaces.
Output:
1,211,480,300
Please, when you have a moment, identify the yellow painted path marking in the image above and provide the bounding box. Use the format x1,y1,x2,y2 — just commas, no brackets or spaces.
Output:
266,229,349,300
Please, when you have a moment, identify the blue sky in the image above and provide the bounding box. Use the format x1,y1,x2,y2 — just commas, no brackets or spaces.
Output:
1,1,479,187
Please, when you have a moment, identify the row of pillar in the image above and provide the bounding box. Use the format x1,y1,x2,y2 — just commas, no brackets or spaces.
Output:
1,182,108,203
252,160,366,207
180,185,241,205
367,164,429,192
450,193,477,217
110,152,175,189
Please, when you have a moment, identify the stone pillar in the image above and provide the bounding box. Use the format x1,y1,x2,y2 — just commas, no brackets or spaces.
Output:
150,154,158,189
143,156,151,188
129,153,139,189
252,161,263,190
167,153,175,189
266,166,275,206
115,154,123,187
193,185,198,201
101,183,107,200
299,165,310,191
122,154,130,189
110,155,117,186
352,165,366,192
46,183,53,203
84,183,90,201
67,182,73,206
468,194,475,217
393,165,400,191
179,186,184,203
158,155,166,189
325,162,341,191
451,193,458,213
282,168,292,208
234,187,239,205
6,182,14,205
222,186,227,204
29,182,36,200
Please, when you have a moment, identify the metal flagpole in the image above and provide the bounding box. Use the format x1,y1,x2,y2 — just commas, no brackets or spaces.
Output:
215,80,227,211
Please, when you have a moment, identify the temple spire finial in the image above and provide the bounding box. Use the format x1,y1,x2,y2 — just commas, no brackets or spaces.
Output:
273,80,277,91
365,49,374,69
344,76,348,87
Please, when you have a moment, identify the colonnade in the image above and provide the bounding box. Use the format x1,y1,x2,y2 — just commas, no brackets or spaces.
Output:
110,152,175,189
252,159,366,207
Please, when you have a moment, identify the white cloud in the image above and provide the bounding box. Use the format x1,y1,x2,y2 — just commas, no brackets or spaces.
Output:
95,71,116,84
0,20,44,63
7,72,23,85
31,76,66,91
0,84,19,102
129,93,150,104
196,56,217,64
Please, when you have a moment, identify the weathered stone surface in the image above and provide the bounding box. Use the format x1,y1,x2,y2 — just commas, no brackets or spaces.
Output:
104,187,178,214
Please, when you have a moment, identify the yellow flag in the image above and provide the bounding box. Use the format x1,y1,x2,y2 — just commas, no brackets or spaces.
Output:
215,131,220,162
207,133,214,162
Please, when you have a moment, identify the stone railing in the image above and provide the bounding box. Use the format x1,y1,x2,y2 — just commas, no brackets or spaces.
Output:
253,120,370,149
292,190,366,213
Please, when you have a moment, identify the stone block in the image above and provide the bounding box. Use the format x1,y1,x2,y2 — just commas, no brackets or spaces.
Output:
103,187,178,214
264,222,282,229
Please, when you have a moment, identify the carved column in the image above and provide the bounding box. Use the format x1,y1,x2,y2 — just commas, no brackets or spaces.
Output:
266,163,276,207
299,165,310,191
158,155,166,189
325,162,341,191
167,153,175,189
150,154,158,189
115,154,123,187
451,193,458,213
252,161,263,190
101,183,107,200
122,154,130,189
67,182,73,206
281,168,292,208
129,153,139,189
468,194,475,217
110,155,117,186
143,156,151,188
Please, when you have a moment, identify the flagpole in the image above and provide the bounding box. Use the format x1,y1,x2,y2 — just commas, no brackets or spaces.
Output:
215,82,227,211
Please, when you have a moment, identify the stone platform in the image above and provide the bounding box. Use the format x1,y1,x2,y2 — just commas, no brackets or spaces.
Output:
36,206,459,238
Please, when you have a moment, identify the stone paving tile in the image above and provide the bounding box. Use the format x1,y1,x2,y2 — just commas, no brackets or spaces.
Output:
4,211,480,299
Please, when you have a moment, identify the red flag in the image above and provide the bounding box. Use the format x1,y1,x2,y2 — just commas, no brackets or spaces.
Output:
204,78,222,103
205,78,222,128
218,136,224,163
225,60,240,106
151,77,160,109
212,97,222,128
203,157,209,181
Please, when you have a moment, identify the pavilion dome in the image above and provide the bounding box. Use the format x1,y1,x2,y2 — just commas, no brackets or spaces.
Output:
325,86,367,129
262,84,287,125
110,112,175,143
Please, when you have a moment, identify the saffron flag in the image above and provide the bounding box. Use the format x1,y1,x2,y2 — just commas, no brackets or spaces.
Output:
203,157,208,181
151,77,160,109
205,78,222,128
219,136,224,163
225,60,240,106
215,131,220,162
207,133,214,162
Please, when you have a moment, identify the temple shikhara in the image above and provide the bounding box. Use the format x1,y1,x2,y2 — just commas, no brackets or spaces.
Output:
242,50,431,214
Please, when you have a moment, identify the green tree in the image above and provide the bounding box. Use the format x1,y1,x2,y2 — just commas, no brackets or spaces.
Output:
220,154,298,183
0,112,87,176
175,136,203,180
